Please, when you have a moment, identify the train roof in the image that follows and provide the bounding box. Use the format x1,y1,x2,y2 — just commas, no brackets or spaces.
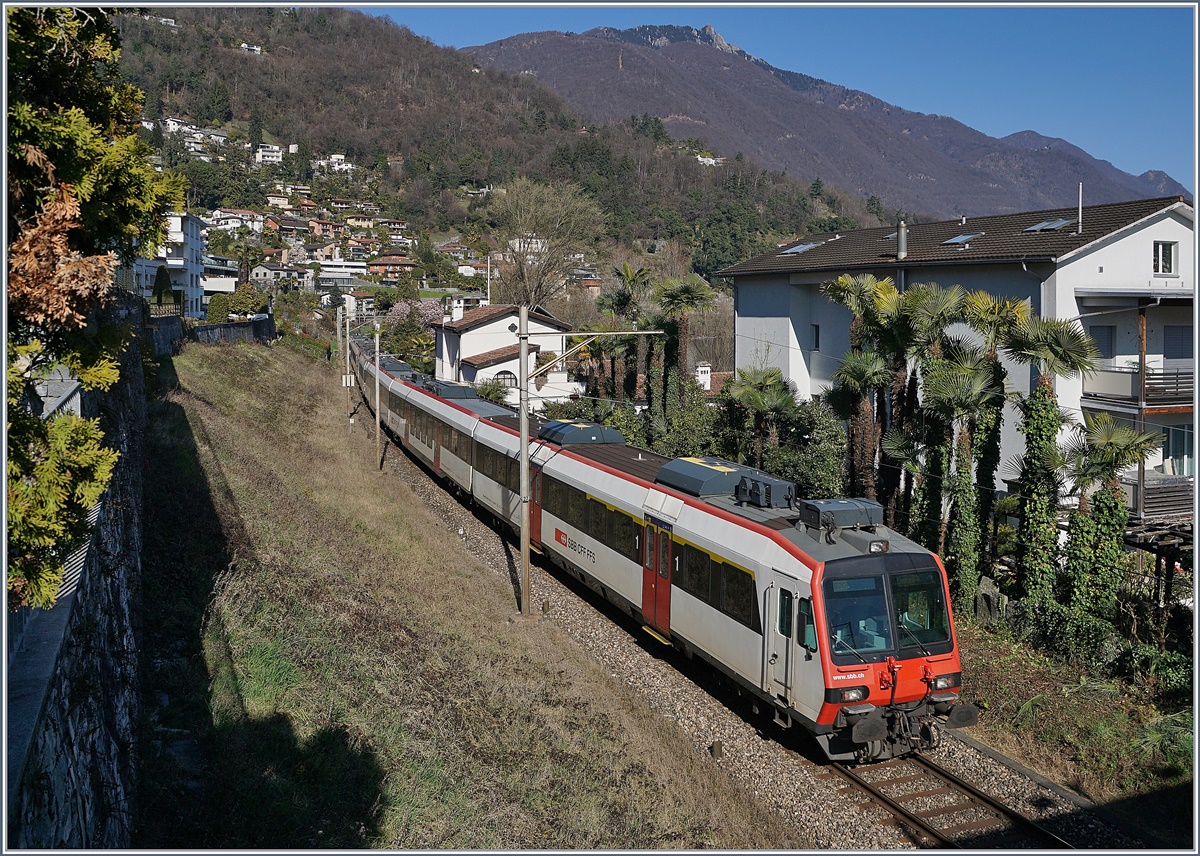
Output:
355,340,931,564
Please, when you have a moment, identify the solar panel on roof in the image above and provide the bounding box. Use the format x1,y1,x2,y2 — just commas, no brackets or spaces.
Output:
1023,218,1074,232
781,241,822,255
942,232,983,245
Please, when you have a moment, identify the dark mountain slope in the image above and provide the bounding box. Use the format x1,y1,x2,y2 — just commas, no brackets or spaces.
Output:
466,25,1188,219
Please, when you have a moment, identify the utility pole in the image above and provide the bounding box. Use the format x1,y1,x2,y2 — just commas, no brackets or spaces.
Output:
518,304,531,616
375,319,382,470
515,320,660,617
345,303,352,436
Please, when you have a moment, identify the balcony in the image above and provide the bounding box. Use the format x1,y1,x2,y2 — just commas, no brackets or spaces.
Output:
1083,367,1194,406
1121,471,1195,520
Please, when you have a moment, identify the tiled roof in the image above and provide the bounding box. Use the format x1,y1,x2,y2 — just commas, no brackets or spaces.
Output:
719,196,1192,278
437,303,571,334
461,342,540,369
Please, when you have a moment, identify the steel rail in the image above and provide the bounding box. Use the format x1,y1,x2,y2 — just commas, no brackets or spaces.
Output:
907,754,1074,849
827,754,1076,849
827,761,956,848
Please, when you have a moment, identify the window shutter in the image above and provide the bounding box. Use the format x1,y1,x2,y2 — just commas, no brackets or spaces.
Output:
1089,325,1115,360
1164,325,1193,367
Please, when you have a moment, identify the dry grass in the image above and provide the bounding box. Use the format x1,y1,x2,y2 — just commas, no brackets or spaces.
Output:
137,342,800,849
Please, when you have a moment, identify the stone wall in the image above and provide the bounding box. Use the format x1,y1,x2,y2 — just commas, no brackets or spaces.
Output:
6,294,146,847
193,315,277,345
147,313,183,358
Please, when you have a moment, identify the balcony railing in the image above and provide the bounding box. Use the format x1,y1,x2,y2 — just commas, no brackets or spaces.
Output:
1121,473,1195,520
1083,367,1194,405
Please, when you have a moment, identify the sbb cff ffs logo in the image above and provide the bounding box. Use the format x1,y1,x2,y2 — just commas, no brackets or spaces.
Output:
555,528,596,564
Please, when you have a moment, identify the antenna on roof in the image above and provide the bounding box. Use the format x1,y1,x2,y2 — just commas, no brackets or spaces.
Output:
1077,183,1083,235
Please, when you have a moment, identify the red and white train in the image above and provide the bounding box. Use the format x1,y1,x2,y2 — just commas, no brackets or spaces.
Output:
351,338,978,762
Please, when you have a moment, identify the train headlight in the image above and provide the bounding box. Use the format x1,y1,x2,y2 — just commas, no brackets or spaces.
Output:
835,686,869,703
931,672,961,691
868,539,890,553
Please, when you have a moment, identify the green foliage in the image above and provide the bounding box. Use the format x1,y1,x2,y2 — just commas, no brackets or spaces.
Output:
153,264,174,304
207,293,232,323
1014,383,1064,602
7,8,182,609
227,284,268,317
761,399,846,500
1117,645,1194,712
6,347,119,608
276,328,330,362
653,374,716,458
946,435,981,610
474,377,510,404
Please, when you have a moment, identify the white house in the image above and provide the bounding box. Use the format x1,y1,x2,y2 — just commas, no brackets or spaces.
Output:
207,207,264,234
720,195,1194,520
133,212,205,318
342,290,376,321
434,304,584,410
256,144,285,166
201,255,238,314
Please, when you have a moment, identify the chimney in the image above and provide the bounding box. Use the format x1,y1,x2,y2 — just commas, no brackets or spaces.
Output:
961,215,967,226
695,362,712,392
897,220,908,260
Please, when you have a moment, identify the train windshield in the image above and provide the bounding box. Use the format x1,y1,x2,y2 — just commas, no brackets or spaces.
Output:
823,571,951,662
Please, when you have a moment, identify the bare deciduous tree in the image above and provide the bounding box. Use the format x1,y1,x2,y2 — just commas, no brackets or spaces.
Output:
488,177,604,306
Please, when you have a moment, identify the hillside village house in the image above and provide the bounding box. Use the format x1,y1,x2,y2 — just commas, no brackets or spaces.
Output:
342,290,375,320
132,211,205,318
200,254,238,313
720,196,1194,520
368,254,417,282
434,305,584,410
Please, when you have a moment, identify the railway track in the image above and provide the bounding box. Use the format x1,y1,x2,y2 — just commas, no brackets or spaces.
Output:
816,753,1075,849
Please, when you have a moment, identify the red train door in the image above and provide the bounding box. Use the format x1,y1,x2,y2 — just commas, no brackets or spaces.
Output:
530,465,542,547
641,517,672,636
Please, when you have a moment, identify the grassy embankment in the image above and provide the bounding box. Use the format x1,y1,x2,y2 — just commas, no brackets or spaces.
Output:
954,621,1192,848
136,341,799,849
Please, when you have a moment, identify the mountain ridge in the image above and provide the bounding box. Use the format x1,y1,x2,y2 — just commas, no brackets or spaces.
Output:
465,24,1189,219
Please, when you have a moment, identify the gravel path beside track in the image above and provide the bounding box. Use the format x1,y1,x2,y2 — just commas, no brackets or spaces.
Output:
372,431,1147,850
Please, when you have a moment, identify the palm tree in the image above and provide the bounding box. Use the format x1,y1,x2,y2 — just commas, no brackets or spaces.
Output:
922,344,1005,610
832,349,890,500
595,286,638,402
963,290,1031,566
821,272,889,352
614,262,654,383
612,262,653,299
1003,316,1100,602
654,274,717,403
726,366,800,469
868,278,915,524
1060,413,1159,615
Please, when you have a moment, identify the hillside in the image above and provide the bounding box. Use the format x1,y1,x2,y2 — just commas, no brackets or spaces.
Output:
115,8,869,278
465,24,1189,219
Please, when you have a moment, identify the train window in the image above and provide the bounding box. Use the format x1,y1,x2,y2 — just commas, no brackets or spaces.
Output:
891,571,951,646
567,484,585,524
611,512,635,563
778,588,794,638
720,564,760,632
643,525,654,568
798,598,817,651
587,498,607,542
676,544,713,605
657,529,670,579
824,576,891,655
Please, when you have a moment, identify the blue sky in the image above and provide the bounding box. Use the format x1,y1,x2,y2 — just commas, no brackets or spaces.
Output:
356,4,1196,194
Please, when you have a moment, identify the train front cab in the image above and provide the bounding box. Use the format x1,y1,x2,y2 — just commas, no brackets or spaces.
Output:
798,552,978,763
